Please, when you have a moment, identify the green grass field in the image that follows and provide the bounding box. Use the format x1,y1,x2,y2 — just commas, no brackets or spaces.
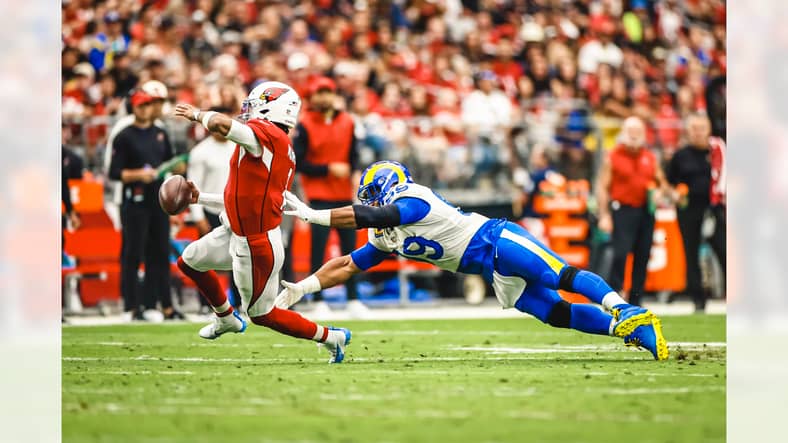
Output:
63,315,725,443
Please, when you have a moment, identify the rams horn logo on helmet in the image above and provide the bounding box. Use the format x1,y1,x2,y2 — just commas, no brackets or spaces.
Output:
260,87,289,103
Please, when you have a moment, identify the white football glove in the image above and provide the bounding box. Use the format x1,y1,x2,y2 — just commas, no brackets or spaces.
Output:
282,191,330,225
274,280,306,309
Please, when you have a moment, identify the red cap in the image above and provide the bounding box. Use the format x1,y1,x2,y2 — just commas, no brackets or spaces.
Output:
309,76,336,96
130,90,156,107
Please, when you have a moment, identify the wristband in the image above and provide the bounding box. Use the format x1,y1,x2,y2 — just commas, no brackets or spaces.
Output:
299,275,322,294
201,111,217,129
192,109,200,122
311,209,332,226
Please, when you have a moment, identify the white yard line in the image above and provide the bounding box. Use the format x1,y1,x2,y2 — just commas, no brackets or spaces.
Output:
449,342,725,354
63,401,701,424
63,300,726,326
64,354,721,365
585,386,725,395
69,341,300,348
70,370,194,376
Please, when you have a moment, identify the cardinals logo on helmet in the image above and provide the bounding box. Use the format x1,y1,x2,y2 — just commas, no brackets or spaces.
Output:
260,87,289,103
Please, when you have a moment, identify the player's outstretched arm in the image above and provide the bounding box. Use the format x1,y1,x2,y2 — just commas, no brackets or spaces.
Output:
184,180,225,213
282,191,402,229
174,103,232,136
275,255,363,309
173,103,263,156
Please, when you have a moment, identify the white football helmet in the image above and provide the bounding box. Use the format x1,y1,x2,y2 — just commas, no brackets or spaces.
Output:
241,81,302,128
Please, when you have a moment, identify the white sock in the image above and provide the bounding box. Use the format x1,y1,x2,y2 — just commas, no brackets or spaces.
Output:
213,300,232,316
601,292,628,311
608,319,616,336
312,324,326,342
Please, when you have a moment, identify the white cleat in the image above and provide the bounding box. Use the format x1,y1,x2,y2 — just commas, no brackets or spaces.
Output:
346,300,371,319
321,327,352,364
199,310,247,340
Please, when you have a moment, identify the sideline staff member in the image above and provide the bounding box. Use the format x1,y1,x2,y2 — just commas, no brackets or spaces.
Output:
596,116,671,306
667,113,726,312
293,77,365,317
109,89,185,320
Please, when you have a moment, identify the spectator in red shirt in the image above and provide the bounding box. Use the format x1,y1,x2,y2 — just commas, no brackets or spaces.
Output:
492,37,524,97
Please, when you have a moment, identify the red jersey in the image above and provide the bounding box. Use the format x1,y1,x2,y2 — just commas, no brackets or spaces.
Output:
223,119,296,236
298,110,355,202
709,136,726,206
609,145,657,208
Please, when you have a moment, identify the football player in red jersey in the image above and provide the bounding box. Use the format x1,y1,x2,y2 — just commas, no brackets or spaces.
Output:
173,81,351,363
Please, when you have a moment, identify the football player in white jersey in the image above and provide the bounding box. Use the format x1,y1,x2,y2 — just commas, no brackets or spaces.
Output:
278,161,668,360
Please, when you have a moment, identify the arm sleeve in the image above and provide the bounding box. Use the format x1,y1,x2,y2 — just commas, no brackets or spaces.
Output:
293,123,329,176
352,204,401,228
351,198,430,228
108,131,127,181
187,148,206,220
197,192,225,213
226,120,262,157
350,243,392,271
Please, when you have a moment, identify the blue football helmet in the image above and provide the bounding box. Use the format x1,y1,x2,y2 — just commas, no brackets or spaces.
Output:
357,161,413,206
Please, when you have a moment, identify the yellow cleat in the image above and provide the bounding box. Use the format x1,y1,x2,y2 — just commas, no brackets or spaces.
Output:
611,305,656,338
624,318,669,361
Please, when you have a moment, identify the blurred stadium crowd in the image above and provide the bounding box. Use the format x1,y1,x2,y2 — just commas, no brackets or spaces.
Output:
62,0,726,191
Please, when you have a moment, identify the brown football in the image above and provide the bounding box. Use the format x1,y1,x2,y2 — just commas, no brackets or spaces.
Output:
159,175,191,215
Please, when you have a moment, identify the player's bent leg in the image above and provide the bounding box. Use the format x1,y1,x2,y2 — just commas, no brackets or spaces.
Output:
250,308,351,364
178,257,246,339
496,222,568,288
179,226,245,339
496,222,660,337
241,227,351,363
567,303,615,336
557,266,621,307
515,285,615,336
497,222,627,307
556,265,656,337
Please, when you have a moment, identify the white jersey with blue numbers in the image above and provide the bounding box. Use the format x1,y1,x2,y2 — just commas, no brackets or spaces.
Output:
366,183,488,271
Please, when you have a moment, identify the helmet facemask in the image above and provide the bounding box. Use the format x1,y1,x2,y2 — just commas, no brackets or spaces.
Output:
357,170,401,206
357,182,381,206
240,98,268,122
